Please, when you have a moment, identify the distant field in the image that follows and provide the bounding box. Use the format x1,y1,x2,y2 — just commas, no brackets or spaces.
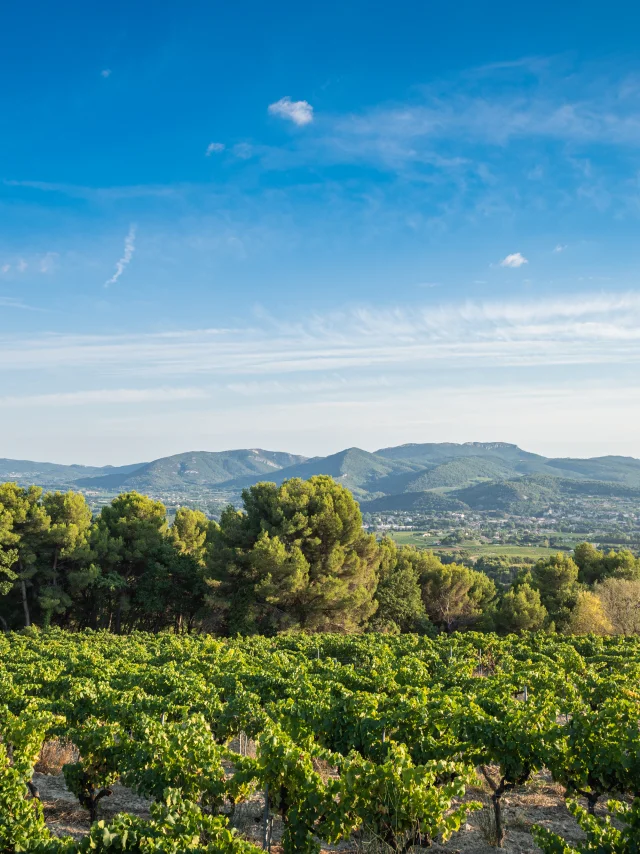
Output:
382,531,566,559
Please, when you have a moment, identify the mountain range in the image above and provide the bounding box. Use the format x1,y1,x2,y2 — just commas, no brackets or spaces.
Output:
3,442,640,514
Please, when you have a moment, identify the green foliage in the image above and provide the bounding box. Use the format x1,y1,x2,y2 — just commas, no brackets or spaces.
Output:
495,583,547,633
574,542,640,585
3,630,640,853
533,798,640,854
207,476,380,634
326,747,479,852
420,558,496,632
531,553,580,630
1,474,640,640
370,539,429,633
31,792,261,854
170,508,215,565
0,484,50,627
0,744,49,854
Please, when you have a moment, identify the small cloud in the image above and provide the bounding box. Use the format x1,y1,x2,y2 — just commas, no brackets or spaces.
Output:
1,264,10,274
500,252,528,268
39,252,59,273
205,142,225,156
232,142,253,160
554,244,567,253
416,282,441,288
101,69,112,78
17,259,28,273
474,280,487,285
268,96,314,126
104,224,136,288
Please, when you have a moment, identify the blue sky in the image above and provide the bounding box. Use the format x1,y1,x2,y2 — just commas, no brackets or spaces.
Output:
2,0,640,463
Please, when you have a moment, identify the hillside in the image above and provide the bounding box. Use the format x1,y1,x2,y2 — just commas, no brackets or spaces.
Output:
3,442,640,517
0,458,146,487
360,491,469,513
374,441,546,467
223,447,422,498
76,449,308,492
401,456,518,491
452,474,640,513
544,455,640,487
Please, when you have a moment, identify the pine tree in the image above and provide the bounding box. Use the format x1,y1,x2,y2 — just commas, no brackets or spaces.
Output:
207,476,380,634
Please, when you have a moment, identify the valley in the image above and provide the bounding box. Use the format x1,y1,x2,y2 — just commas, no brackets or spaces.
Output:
4,442,640,547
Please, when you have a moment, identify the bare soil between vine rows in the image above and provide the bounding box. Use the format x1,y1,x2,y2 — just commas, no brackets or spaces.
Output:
35,767,594,854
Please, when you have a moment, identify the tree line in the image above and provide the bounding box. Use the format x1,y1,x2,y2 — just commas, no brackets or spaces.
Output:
0,475,639,635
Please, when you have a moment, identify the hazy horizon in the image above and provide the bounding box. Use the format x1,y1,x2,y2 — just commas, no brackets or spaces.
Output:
4,437,640,470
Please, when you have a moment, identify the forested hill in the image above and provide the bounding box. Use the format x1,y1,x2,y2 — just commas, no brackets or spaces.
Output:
2,442,640,512
74,449,307,491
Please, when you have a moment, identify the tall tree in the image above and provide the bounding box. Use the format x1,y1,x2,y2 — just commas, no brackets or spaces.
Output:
170,508,213,565
0,484,50,627
369,539,428,633
495,583,548,634
531,553,580,631
39,491,94,627
207,476,380,635
420,558,496,633
574,542,640,585
92,492,169,632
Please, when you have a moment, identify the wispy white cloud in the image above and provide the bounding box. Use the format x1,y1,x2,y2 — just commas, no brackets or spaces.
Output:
0,297,45,312
5,179,179,202
4,290,640,459
232,143,254,159
39,252,58,273
0,253,58,275
0,387,208,408
268,96,314,126
205,142,225,156
4,290,640,378
499,252,528,268
554,244,568,252
101,69,111,78
104,224,136,287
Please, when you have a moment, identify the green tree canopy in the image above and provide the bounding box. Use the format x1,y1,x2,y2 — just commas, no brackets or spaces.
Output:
92,492,170,632
420,557,496,633
573,542,640,585
206,476,380,635
495,583,548,634
38,490,94,627
0,484,50,627
531,552,580,631
170,508,214,565
369,539,428,633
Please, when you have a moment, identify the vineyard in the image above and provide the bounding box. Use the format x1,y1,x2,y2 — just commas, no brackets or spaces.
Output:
2,630,640,854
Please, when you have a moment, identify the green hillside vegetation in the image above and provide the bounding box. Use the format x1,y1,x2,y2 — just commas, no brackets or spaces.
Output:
225,447,421,498
76,449,308,491
546,455,640,486
403,456,518,491
3,442,640,514
453,474,640,513
361,491,468,512
374,440,545,466
0,458,145,485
